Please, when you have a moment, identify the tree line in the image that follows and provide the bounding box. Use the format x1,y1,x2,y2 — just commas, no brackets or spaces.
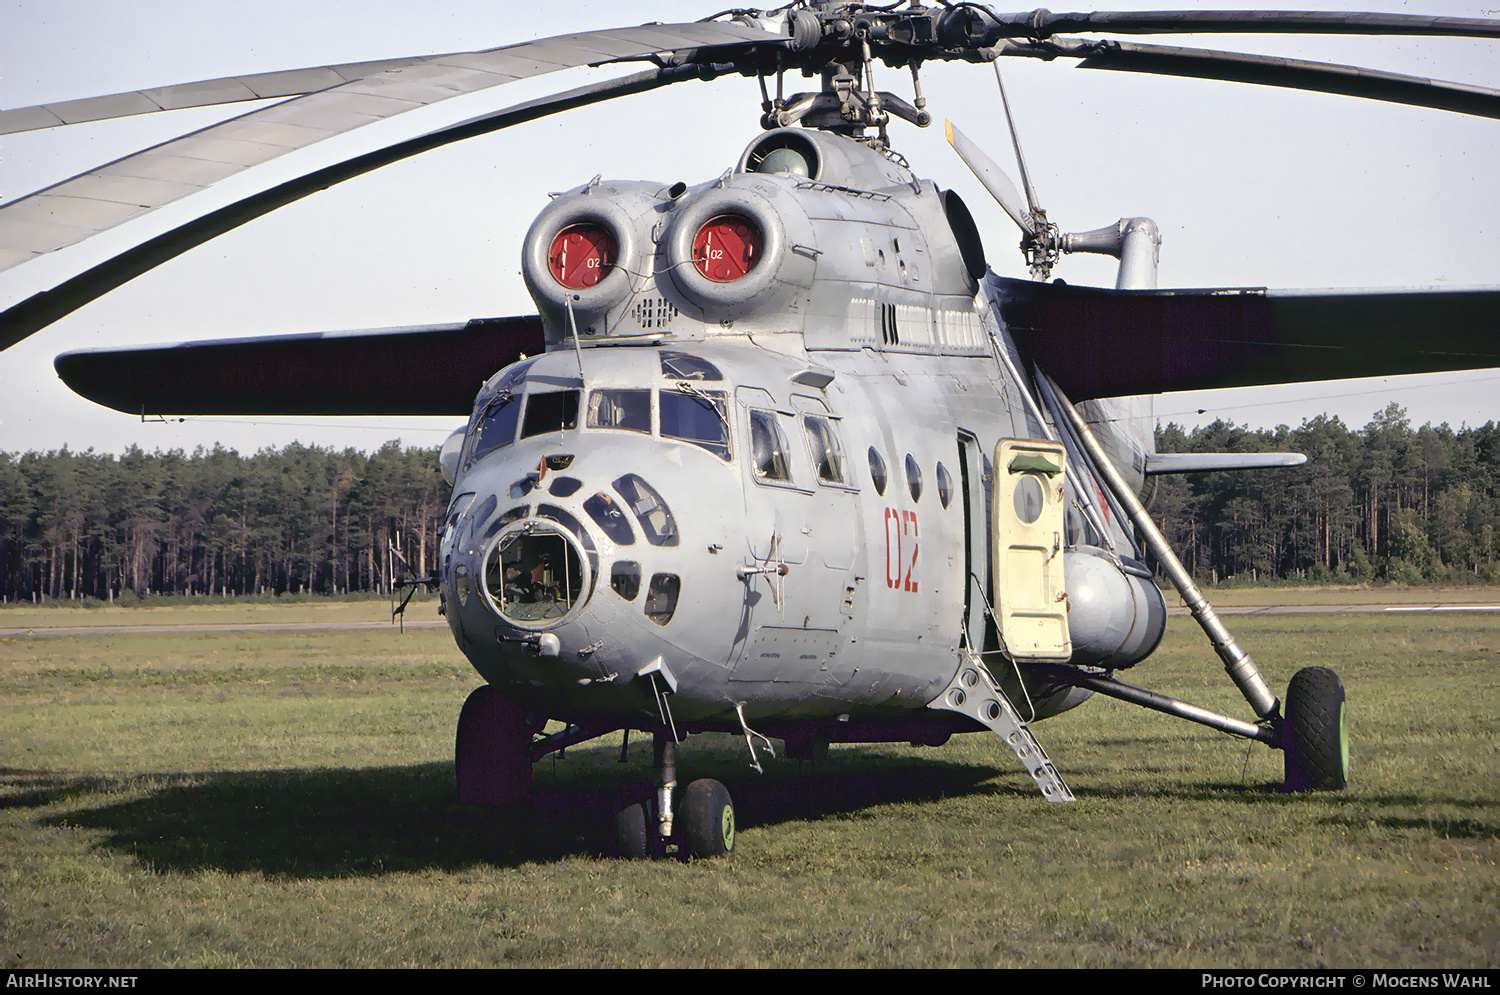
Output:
1151,404,1500,585
1,403,1497,603
0,441,448,603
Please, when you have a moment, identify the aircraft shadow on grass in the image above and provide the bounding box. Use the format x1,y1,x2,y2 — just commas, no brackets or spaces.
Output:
13,757,1492,878
16,754,1009,875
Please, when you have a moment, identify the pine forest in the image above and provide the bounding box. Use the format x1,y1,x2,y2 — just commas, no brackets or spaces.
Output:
1,404,1498,603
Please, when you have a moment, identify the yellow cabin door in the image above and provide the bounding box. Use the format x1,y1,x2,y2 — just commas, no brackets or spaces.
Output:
992,439,1071,662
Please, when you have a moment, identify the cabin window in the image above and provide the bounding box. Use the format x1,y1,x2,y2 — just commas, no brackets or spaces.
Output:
548,476,583,498
868,447,888,496
660,351,722,381
749,410,792,483
936,462,954,509
611,561,641,601
613,474,679,547
905,454,923,502
521,390,579,439
587,388,651,433
660,388,730,460
645,573,681,626
584,491,635,545
803,416,846,485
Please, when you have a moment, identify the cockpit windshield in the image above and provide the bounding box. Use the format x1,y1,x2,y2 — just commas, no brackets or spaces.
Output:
461,352,734,470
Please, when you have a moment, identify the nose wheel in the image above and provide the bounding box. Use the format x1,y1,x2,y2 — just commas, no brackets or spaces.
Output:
611,734,736,859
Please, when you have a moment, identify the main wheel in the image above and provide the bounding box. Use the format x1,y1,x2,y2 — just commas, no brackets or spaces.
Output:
612,781,660,859
1282,666,1349,792
455,685,534,808
682,778,735,859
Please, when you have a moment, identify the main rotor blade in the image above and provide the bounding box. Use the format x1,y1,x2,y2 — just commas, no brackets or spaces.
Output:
0,20,784,278
0,59,419,136
993,276,1500,401
1010,10,1500,39
55,316,545,416
1028,38,1500,120
944,120,1036,236
0,65,699,352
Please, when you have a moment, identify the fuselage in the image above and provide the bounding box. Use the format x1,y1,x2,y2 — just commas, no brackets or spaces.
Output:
438,128,1162,730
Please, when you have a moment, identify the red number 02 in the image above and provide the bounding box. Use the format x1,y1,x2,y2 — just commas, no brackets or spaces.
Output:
884,507,919,593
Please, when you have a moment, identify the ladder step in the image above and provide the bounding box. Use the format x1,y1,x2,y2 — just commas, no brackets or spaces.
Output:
930,652,1074,802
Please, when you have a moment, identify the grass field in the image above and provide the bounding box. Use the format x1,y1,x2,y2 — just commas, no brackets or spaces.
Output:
1,597,1495,968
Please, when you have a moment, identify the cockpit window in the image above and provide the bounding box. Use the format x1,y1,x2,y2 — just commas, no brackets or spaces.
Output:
660,352,722,381
521,390,580,439
661,388,730,460
587,388,651,433
803,416,846,485
613,474,679,547
468,393,522,466
749,410,792,483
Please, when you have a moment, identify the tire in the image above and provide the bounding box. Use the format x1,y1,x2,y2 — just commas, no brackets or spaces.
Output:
682,778,736,859
1282,666,1349,792
455,685,534,807
613,781,658,859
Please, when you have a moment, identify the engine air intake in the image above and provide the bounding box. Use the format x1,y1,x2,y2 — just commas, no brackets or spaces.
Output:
692,215,762,283
549,223,615,289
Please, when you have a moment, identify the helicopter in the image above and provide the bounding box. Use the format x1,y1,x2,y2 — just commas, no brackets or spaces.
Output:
3,3,1499,859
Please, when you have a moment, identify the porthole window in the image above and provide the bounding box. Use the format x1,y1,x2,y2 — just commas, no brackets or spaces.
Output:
1014,476,1045,525
611,561,641,601
584,491,635,545
905,454,923,502
749,410,792,483
868,447,888,495
936,462,954,509
645,573,681,626
613,474,679,547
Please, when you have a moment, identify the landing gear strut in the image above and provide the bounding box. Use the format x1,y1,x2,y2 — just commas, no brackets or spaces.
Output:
611,732,736,859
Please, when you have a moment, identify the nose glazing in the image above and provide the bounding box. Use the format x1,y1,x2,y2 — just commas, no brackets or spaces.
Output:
482,519,591,628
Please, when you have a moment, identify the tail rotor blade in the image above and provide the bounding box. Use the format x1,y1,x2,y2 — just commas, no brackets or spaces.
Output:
945,119,1036,236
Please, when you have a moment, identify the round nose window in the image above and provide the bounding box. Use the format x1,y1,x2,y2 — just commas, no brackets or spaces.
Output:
1014,476,1045,525
485,526,587,627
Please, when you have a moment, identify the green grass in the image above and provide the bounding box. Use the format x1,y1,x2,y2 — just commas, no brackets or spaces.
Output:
1,606,1495,968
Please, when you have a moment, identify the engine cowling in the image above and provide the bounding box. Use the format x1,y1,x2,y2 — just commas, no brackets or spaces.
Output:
1064,548,1166,669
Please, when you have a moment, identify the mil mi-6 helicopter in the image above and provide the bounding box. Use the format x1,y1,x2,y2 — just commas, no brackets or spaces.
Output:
3,3,1499,858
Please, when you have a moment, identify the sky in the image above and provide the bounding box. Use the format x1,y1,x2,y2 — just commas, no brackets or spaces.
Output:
1,0,1497,458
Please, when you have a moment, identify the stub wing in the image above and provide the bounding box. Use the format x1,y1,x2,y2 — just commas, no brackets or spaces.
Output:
1146,453,1308,474
992,275,1500,401
54,315,543,416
